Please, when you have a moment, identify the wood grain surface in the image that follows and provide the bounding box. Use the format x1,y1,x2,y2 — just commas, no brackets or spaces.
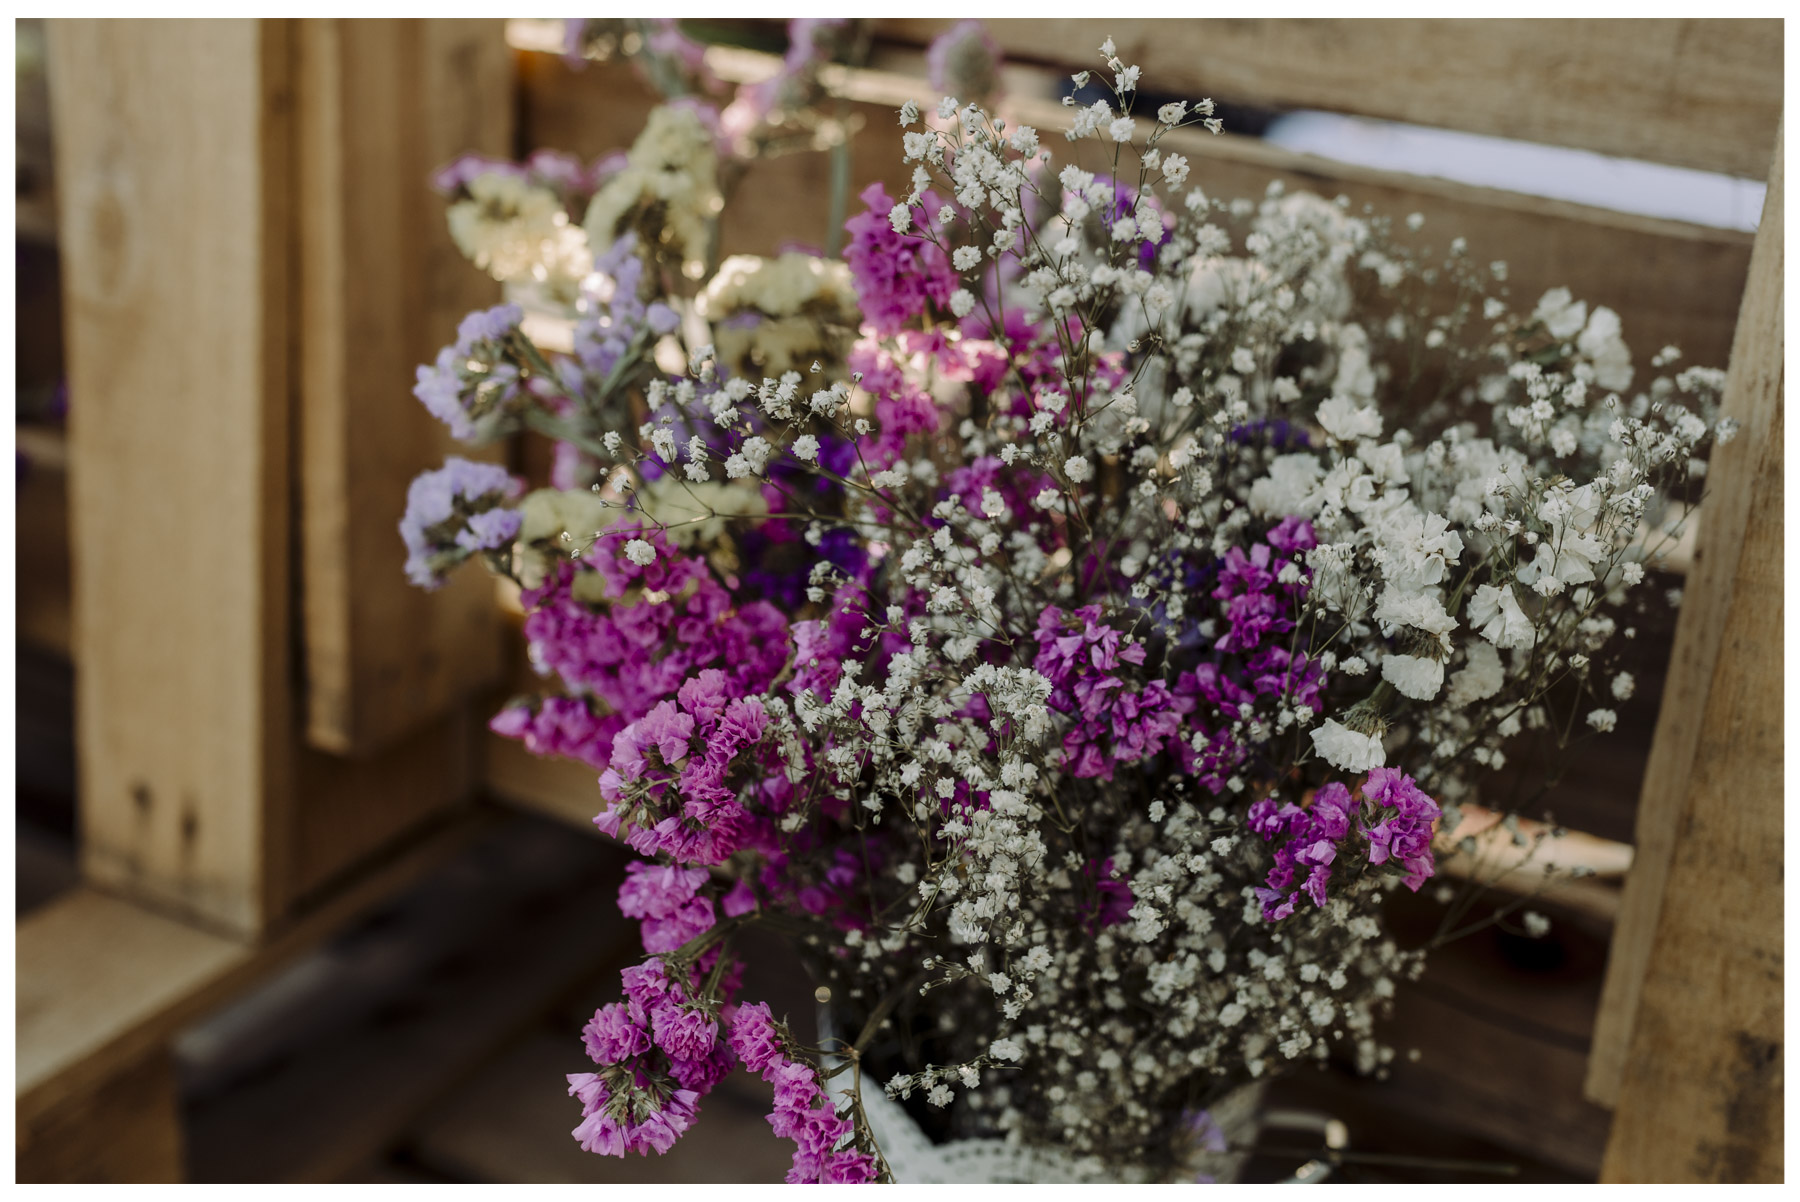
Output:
877,19,1784,178
1595,132,1783,1183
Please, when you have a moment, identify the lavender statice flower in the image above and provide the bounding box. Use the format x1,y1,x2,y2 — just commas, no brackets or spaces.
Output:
398,456,522,589
927,20,1004,107
412,304,526,442
573,233,680,383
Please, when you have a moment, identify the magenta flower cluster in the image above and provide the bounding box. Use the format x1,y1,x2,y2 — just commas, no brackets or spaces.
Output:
1211,515,1316,655
1033,605,1184,780
567,957,732,1158
492,532,790,770
1248,768,1441,921
1359,767,1442,890
596,669,774,865
843,182,959,337
727,1003,879,1183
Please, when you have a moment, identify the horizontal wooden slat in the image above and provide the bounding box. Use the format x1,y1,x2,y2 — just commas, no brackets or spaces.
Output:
17,1047,183,1183
876,19,1784,179
16,810,491,1125
517,41,1752,372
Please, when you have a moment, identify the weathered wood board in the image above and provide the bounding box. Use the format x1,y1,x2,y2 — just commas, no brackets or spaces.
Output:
878,19,1784,178
1595,134,1783,1183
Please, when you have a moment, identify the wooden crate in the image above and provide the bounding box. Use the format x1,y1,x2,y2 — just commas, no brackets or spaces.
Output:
21,17,1781,1184
499,19,1783,1182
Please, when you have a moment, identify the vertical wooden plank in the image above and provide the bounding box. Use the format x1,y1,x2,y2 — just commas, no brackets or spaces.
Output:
49,19,295,935
296,19,511,756
1596,136,1783,1183
1586,131,1784,1110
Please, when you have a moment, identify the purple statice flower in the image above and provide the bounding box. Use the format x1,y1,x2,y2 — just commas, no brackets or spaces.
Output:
1080,857,1136,932
927,20,1003,104
582,1000,653,1065
618,861,716,955
670,1043,736,1094
573,234,651,382
399,456,522,590
721,879,759,918
456,506,522,552
727,1014,875,1184
1227,416,1313,453
413,303,526,442
504,539,790,773
843,183,959,337
1359,767,1441,890
1212,537,1307,654
488,696,625,771
1034,605,1184,780
650,1004,718,1063
725,1002,785,1076
1266,514,1318,556
1248,781,1354,921
595,667,776,867
619,960,679,1012
568,1071,702,1158
1247,645,1327,712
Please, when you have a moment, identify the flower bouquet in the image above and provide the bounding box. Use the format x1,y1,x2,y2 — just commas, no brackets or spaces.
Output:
400,22,1730,1184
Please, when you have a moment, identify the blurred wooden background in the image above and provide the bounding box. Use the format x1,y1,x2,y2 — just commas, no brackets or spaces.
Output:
15,17,1782,1184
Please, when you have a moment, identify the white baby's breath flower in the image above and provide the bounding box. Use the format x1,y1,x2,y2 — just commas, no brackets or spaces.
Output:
953,245,982,271
624,538,656,567
1467,584,1534,649
1316,394,1383,442
989,1037,1023,1062
791,435,820,462
889,203,912,234
1446,641,1504,708
1108,116,1137,143
1586,708,1618,733
1063,456,1094,483
1310,719,1385,772
1381,653,1444,701
1611,672,1636,701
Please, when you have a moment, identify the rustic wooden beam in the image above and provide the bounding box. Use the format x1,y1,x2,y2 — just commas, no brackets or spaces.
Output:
1586,127,1785,1112
1593,131,1783,1183
296,19,512,756
877,19,1783,179
49,18,298,933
